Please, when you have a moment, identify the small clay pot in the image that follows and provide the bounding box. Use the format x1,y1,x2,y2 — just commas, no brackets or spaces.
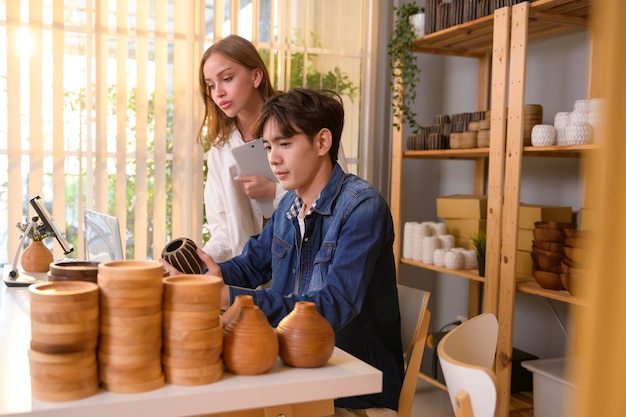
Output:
161,237,204,274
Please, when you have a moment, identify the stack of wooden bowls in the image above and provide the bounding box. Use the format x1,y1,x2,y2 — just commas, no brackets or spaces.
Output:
531,222,576,290
28,281,100,401
524,104,543,145
162,275,224,385
98,260,165,393
560,228,590,296
48,261,99,283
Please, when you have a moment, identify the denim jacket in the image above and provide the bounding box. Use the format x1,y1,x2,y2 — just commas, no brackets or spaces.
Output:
220,164,404,411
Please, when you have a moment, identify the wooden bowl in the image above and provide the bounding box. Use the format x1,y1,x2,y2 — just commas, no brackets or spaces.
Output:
162,274,223,308
531,247,563,259
534,222,577,230
533,241,564,252
533,270,564,290
48,261,99,283
29,281,99,304
98,260,164,289
533,228,564,243
563,246,585,265
567,267,585,296
531,252,563,270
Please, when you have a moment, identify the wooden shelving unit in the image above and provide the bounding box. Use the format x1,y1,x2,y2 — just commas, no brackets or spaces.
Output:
390,1,593,416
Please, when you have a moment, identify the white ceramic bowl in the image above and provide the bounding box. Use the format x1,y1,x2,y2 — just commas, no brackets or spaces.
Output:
531,124,556,147
433,249,446,267
573,99,590,113
567,110,587,126
564,122,593,145
553,112,569,129
438,234,455,250
462,250,478,270
444,251,464,270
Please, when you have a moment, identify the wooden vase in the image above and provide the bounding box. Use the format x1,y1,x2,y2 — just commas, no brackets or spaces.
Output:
21,241,54,273
220,294,254,329
161,237,204,274
276,301,335,368
222,305,278,375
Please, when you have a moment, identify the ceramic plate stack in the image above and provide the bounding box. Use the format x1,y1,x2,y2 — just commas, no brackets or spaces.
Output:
162,275,224,385
98,260,165,393
28,281,100,401
524,104,543,146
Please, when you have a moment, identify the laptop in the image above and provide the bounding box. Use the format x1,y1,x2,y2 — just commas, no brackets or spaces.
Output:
3,209,124,287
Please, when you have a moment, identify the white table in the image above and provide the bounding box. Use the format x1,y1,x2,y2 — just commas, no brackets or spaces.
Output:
0,282,382,417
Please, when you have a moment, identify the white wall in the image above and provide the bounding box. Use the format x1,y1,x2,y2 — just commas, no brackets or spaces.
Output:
399,29,590,359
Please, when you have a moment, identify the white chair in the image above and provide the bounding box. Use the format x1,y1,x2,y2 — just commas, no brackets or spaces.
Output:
397,285,431,417
437,312,499,417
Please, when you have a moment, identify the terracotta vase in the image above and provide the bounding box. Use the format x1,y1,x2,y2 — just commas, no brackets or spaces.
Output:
21,241,54,273
276,301,335,368
222,305,278,375
220,295,255,329
161,237,204,274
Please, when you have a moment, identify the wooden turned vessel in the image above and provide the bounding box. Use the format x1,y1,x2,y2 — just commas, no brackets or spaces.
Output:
276,301,335,368
161,237,205,274
222,305,278,375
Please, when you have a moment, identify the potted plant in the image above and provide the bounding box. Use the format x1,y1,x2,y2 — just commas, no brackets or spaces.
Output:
472,230,487,277
388,1,424,135
16,217,54,272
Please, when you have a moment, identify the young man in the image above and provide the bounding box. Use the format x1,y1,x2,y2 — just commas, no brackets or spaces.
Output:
182,88,403,416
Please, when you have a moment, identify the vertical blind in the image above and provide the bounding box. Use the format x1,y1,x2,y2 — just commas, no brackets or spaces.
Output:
0,0,371,264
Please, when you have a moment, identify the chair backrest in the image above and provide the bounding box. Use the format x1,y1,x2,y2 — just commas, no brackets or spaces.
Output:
397,285,431,417
437,312,499,417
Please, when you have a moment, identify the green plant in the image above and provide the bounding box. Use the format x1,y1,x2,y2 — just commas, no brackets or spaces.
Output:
16,217,54,242
472,230,487,257
388,1,424,135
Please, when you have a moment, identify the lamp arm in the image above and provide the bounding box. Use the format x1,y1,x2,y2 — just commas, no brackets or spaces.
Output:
9,217,38,279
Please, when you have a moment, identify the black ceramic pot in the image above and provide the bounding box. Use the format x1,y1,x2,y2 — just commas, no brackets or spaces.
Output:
161,237,204,274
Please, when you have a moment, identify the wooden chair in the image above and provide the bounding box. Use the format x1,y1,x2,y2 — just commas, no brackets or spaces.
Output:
397,285,431,417
437,312,499,417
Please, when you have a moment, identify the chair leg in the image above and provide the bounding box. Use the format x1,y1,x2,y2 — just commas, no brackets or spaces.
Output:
454,390,474,417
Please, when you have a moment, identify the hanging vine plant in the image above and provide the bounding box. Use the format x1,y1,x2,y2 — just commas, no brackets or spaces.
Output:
388,1,424,135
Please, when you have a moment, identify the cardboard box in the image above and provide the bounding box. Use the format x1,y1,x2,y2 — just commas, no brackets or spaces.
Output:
455,237,474,250
436,194,487,219
579,208,598,231
444,218,486,239
518,204,573,230
516,250,533,275
517,229,534,252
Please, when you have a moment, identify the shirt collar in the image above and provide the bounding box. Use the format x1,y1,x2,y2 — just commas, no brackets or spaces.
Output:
286,194,319,220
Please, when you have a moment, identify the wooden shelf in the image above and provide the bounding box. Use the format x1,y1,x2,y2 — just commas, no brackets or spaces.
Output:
522,143,599,157
404,148,489,159
413,0,591,58
516,276,585,306
400,259,485,283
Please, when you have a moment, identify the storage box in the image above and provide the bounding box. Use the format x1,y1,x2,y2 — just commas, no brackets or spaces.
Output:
579,208,598,231
516,250,533,275
518,204,573,230
444,218,486,239
436,194,487,219
517,228,534,252
521,358,578,417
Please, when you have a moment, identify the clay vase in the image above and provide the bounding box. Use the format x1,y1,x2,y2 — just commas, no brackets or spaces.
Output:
222,305,278,375
276,301,335,368
161,237,204,274
21,241,54,273
221,294,255,329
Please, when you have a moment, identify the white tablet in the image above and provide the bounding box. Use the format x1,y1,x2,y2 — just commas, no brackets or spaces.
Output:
232,139,277,218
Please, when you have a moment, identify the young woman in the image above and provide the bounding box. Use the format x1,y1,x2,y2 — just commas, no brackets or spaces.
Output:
197,35,281,262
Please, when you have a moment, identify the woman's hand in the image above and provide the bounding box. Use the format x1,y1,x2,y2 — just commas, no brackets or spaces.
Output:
236,175,276,200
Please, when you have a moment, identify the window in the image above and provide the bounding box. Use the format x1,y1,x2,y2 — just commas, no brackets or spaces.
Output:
0,0,374,265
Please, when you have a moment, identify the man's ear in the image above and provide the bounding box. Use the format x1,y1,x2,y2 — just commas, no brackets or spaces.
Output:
253,68,263,89
317,128,332,156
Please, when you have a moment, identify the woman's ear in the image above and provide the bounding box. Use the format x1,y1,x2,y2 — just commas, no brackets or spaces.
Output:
253,68,263,89
317,128,332,156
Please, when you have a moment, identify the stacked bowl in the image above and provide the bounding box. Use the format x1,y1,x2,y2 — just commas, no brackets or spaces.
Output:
28,281,100,401
560,228,590,296
162,275,224,385
98,260,165,393
531,222,575,290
